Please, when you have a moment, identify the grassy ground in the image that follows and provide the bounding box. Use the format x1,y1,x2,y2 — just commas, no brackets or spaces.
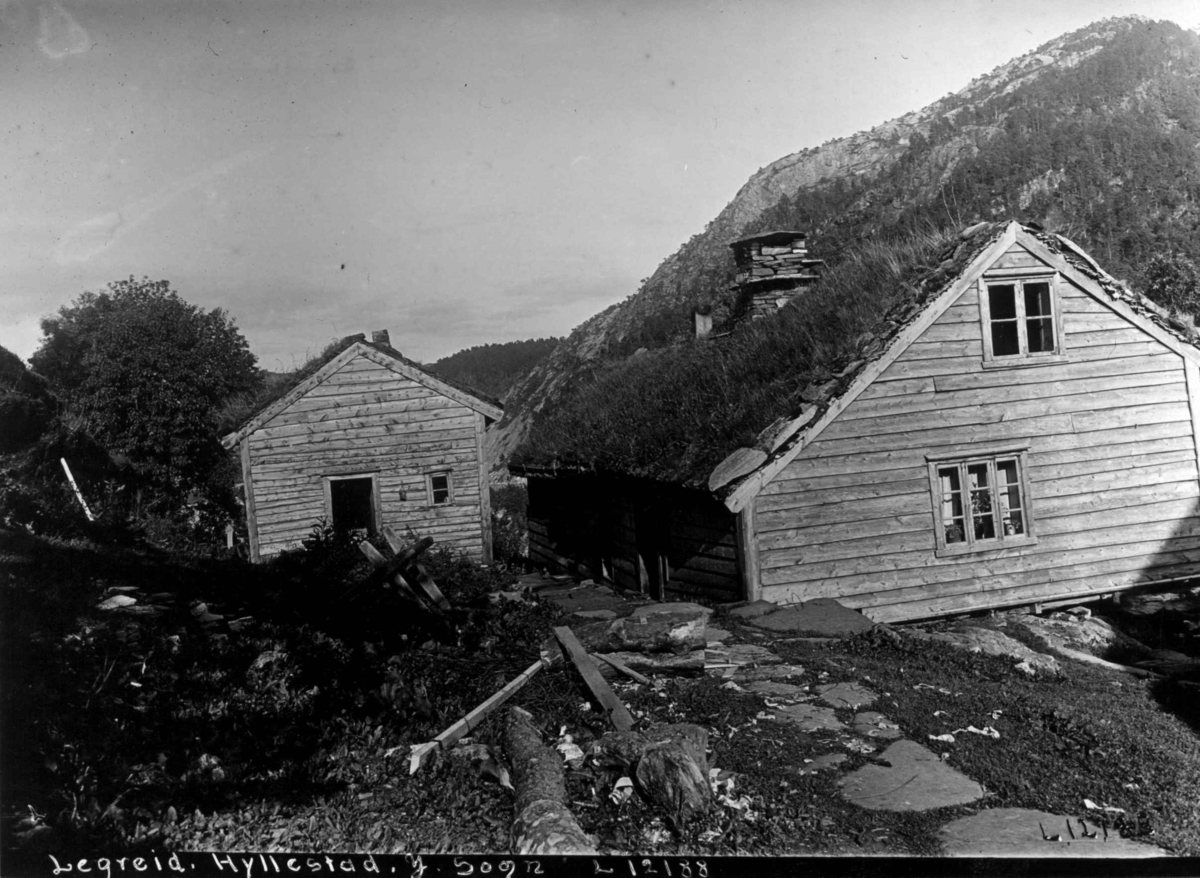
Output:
4,527,1200,857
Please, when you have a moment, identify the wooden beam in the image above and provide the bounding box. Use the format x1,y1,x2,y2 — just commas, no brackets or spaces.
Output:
553,626,635,732
240,439,261,563
408,652,559,774
738,505,761,602
1184,358,1200,485
593,652,651,685
476,411,493,564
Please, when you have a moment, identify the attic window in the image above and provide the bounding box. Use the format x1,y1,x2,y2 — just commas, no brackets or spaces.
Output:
980,275,1063,364
427,472,453,505
926,447,1036,557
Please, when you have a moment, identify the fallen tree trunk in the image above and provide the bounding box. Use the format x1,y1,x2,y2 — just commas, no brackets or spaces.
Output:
505,707,596,855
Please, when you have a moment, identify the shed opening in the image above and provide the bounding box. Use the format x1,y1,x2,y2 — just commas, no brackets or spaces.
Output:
329,476,377,533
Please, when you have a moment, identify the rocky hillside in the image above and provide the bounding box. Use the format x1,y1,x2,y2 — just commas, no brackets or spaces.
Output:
495,17,1200,466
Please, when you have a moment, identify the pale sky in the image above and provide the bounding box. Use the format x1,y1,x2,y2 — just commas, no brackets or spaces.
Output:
3,0,1198,370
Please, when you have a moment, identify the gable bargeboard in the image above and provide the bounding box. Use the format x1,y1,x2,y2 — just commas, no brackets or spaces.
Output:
236,345,495,562
754,236,1200,622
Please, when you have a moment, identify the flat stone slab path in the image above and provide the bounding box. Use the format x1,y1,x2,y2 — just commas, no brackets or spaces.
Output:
774,703,845,733
747,680,807,698
747,598,875,636
852,712,902,740
939,808,1169,857
840,740,984,811
817,682,876,709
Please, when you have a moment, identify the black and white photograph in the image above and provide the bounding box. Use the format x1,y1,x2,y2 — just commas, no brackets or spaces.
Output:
6,0,1200,870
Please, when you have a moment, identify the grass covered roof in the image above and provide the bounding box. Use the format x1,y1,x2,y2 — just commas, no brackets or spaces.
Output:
512,223,1007,486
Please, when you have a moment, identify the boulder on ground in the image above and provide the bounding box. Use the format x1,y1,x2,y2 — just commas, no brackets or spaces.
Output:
1003,614,1153,662
595,723,711,824
607,603,711,654
910,625,1060,675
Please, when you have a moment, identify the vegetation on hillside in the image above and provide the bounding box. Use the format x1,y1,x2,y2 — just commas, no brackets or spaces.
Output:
500,18,1200,460
430,338,559,401
29,278,257,529
515,226,987,483
636,19,1200,351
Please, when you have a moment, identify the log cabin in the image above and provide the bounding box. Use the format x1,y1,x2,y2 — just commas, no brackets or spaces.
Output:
222,330,503,562
513,221,1200,622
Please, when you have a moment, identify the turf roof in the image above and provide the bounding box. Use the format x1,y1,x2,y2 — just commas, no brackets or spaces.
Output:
512,222,1009,486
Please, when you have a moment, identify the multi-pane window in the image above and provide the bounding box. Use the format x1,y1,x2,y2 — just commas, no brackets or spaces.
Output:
928,450,1034,555
428,472,452,505
984,278,1058,360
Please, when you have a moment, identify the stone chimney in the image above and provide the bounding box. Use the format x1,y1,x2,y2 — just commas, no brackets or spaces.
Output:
372,329,391,347
693,306,713,340
729,231,824,319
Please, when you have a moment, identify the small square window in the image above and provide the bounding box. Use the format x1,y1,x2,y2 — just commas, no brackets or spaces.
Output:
428,472,452,505
982,276,1061,363
928,449,1035,556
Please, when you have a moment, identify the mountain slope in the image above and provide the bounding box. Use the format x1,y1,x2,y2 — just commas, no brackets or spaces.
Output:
495,16,1200,467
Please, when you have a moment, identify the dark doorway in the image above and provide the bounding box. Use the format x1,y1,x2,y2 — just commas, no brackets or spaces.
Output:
635,503,668,600
330,476,376,533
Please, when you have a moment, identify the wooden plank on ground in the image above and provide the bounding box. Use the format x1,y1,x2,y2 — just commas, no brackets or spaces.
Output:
593,652,651,685
359,541,388,566
407,651,559,774
554,626,635,732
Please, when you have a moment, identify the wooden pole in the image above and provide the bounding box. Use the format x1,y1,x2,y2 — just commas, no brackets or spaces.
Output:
60,458,94,521
408,652,559,775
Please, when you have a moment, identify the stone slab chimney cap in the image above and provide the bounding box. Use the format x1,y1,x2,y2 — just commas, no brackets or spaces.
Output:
372,329,391,347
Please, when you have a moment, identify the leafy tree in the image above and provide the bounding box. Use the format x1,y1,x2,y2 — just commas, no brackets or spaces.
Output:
30,277,257,511
1144,251,1200,318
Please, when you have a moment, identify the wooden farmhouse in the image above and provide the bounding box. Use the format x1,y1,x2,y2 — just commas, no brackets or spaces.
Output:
222,331,503,563
514,221,1200,622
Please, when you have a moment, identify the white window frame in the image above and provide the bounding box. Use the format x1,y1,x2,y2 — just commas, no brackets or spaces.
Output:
926,445,1036,557
978,272,1067,368
323,472,381,534
426,471,453,506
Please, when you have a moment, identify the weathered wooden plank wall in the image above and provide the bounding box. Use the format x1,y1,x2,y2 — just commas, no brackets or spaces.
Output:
758,245,1200,621
526,477,741,601
662,495,741,602
248,353,486,559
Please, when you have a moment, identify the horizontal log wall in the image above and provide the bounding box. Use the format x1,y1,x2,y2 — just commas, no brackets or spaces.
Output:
663,496,741,602
525,477,740,600
526,477,600,579
759,244,1200,621
248,352,486,559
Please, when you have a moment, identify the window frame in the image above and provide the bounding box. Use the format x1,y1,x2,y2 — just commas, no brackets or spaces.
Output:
426,471,454,506
978,271,1067,368
323,472,381,535
926,445,1037,557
